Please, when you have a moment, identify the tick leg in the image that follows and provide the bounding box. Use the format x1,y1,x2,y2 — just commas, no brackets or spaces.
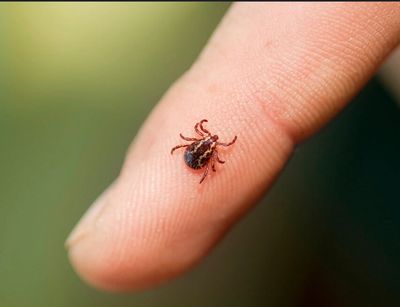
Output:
171,144,189,154
194,123,205,137
199,162,210,184
217,135,237,147
180,133,199,141
199,119,211,136
211,156,216,172
215,150,225,164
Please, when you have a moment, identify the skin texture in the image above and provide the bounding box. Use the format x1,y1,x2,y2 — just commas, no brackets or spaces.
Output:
66,3,400,292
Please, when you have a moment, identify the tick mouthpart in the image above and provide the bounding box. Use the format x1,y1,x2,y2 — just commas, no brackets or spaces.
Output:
211,135,219,142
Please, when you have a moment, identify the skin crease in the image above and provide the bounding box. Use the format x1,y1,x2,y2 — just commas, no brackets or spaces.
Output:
66,3,400,292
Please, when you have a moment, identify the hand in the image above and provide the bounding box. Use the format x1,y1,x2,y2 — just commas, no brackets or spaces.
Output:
65,3,400,292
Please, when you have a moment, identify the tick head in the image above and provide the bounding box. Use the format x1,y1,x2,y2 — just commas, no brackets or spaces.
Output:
211,135,219,142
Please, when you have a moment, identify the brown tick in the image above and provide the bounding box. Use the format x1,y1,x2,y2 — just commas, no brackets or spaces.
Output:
171,119,237,184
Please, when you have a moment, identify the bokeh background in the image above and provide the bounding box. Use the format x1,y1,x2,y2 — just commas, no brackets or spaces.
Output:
1,3,399,307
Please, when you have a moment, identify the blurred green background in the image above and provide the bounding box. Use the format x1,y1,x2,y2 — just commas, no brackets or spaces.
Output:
1,3,399,307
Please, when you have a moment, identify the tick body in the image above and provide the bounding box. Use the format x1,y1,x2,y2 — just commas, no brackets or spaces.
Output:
171,119,237,183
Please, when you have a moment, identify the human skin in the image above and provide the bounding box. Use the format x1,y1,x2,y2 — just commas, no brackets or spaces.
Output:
66,3,400,292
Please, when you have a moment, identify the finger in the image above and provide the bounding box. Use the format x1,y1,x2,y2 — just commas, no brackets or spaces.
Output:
66,2,400,292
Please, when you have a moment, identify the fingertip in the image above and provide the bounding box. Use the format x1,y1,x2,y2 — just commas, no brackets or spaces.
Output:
67,2,400,292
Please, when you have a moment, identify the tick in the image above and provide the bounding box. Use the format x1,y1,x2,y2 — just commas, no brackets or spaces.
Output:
171,119,237,184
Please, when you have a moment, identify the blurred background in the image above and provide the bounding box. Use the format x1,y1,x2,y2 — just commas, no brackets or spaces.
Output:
0,3,399,307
